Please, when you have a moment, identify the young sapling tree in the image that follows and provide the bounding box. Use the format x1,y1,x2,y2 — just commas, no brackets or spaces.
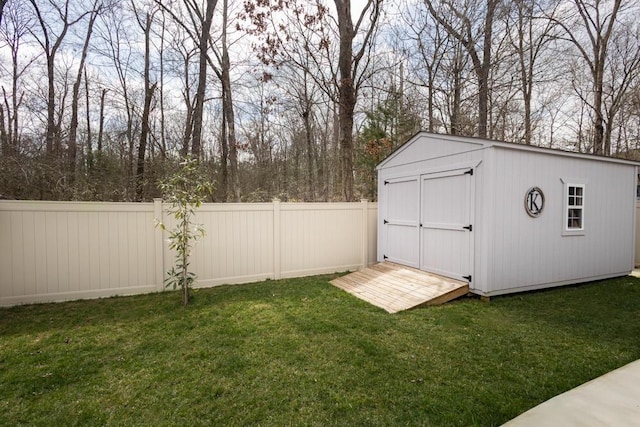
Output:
157,158,212,306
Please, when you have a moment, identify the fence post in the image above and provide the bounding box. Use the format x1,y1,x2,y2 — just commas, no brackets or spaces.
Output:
273,199,281,280
154,198,165,291
361,199,368,269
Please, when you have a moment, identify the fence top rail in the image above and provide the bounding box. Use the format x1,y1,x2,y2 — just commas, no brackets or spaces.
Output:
0,200,379,214
280,203,368,211
170,201,375,212
195,202,274,212
0,200,154,213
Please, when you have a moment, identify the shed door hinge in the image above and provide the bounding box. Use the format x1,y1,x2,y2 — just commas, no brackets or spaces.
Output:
383,219,389,224
464,168,474,176
463,224,472,232
383,255,388,260
384,180,389,185
463,275,472,282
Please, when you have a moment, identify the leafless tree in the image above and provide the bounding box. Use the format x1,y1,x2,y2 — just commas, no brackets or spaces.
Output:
68,0,102,175
158,0,219,159
4,0,640,201
601,26,640,154
190,0,217,158
132,4,157,201
1,2,37,155
156,8,167,155
333,0,383,201
424,0,501,138
398,2,448,132
97,87,107,154
242,0,383,201
550,0,623,155
83,67,92,169
219,0,239,200
0,0,8,26
504,0,558,144
28,0,90,156
95,6,137,189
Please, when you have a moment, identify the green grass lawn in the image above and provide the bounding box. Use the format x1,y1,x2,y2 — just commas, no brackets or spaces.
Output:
1,274,639,426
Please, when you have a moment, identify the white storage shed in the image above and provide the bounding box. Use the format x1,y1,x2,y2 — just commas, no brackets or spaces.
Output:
377,132,638,297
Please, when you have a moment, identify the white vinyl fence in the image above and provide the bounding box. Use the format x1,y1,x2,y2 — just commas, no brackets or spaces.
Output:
636,202,640,267
0,200,377,306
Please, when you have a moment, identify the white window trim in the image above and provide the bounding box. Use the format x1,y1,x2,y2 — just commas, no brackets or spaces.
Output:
560,178,587,236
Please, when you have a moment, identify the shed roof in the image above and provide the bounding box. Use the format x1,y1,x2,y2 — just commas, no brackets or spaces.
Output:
377,131,640,170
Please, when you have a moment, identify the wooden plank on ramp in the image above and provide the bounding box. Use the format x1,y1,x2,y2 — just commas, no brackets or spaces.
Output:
330,262,469,313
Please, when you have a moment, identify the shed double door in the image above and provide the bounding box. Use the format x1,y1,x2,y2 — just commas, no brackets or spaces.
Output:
383,168,473,282
419,169,473,281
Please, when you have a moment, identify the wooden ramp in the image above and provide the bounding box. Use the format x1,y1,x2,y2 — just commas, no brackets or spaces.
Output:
330,262,469,313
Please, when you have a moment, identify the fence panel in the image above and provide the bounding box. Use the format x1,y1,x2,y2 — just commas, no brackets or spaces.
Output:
186,203,276,287
0,201,159,306
279,202,365,278
1,200,378,306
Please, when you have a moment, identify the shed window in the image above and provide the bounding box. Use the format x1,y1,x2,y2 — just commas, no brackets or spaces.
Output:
565,184,584,231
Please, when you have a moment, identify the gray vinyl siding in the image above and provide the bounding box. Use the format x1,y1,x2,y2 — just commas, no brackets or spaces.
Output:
484,147,635,295
378,132,638,297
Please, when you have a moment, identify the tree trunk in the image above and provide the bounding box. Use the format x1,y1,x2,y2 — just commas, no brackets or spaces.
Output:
303,72,314,201
477,0,497,139
190,0,217,158
332,103,340,198
9,23,20,154
181,55,193,157
338,96,355,201
221,87,236,204
593,67,605,154
181,103,193,157
221,0,240,201
318,108,328,201
136,12,155,202
427,68,435,132
304,116,314,201
451,46,463,135
0,104,7,155
97,88,106,153
159,10,167,156
219,109,229,201
126,103,134,198
46,56,57,155
55,83,68,161
1,89,12,155
335,0,356,201
68,3,100,176
516,0,533,144
84,67,92,170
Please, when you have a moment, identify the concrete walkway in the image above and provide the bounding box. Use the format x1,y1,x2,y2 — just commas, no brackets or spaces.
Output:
502,359,640,426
